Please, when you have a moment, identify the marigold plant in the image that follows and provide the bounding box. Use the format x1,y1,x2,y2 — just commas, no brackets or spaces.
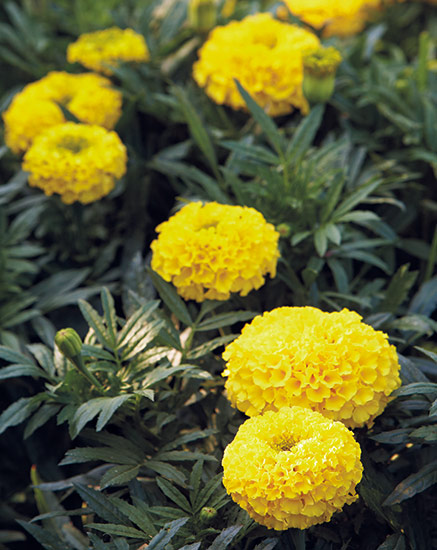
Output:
67,27,149,75
2,71,122,154
192,12,320,116
282,0,380,37
223,306,401,427
150,202,280,302
222,406,363,530
22,122,127,204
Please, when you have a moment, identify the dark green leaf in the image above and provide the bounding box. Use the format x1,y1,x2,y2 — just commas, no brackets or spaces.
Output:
383,461,437,505
0,396,41,435
100,465,140,489
86,523,146,539
157,477,192,512
392,382,437,398
24,404,61,439
60,447,140,466
197,311,257,331
147,518,189,550
235,80,284,156
286,104,324,161
148,269,192,326
378,265,418,313
73,484,127,523
207,525,242,550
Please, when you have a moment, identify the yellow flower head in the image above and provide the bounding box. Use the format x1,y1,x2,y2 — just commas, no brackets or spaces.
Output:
22,122,127,204
283,0,380,37
222,406,363,530
2,71,122,154
67,27,149,75
192,12,320,116
223,306,401,428
151,202,280,302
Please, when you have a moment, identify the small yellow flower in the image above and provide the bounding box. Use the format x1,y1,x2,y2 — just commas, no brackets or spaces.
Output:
193,12,320,116
2,71,122,154
151,202,280,302
22,122,127,204
222,406,363,530
282,0,381,37
223,306,401,428
67,27,149,75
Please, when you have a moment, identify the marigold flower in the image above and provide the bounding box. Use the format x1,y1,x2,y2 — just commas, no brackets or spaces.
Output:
192,13,320,116
283,0,380,37
22,122,127,204
222,406,363,530
67,27,149,75
150,202,280,302
223,307,401,428
2,71,122,154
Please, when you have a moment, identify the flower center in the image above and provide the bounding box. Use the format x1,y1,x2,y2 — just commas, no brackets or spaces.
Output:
56,135,89,154
272,435,296,452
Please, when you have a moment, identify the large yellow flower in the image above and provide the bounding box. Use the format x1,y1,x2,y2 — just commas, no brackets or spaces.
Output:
283,0,380,37
67,27,149,75
2,71,122,154
222,407,363,530
192,12,320,116
151,202,279,302
22,122,127,204
223,306,401,428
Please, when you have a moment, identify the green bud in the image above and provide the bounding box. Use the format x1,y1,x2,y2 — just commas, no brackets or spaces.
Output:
302,46,342,105
188,0,217,34
199,506,217,523
55,328,82,360
276,223,291,238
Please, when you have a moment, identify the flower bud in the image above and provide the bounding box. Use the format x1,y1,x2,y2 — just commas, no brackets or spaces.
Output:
302,46,342,105
199,506,217,523
276,223,291,238
55,328,82,360
188,0,217,34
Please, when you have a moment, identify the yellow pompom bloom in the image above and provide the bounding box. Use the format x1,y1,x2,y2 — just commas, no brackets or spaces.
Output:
223,307,401,428
222,406,363,530
67,27,149,75
2,71,122,154
22,122,127,204
192,13,320,116
150,202,280,302
283,0,380,37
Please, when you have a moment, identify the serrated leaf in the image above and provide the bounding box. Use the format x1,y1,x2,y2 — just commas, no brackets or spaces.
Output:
147,461,186,486
69,396,132,438
0,396,41,435
78,300,111,348
253,538,278,550
286,104,324,161
409,275,437,316
24,404,61,439
147,518,189,550
193,473,223,513
370,429,411,444
187,335,236,359
0,345,34,365
376,534,406,550
392,382,437,398
157,477,192,513
73,484,127,524
0,363,46,380
189,460,204,507
87,523,146,539
173,86,219,177
16,520,64,550
100,465,140,489
113,497,157,536
410,425,437,442
117,301,160,347
178,544,201,550
207,525,242,550
334,178,382,219
60,446,141,466
378,265,418,313
383,461,437,506
148,269,192,327
234,80,284,156
100,288,118,347
415,346,437,364
141,364,188,387
197,311,257,332
157,451,216,463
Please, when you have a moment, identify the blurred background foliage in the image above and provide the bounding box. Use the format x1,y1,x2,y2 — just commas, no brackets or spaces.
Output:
0,0,436,549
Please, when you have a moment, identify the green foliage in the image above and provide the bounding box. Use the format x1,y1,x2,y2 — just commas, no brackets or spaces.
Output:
1,1,437,549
